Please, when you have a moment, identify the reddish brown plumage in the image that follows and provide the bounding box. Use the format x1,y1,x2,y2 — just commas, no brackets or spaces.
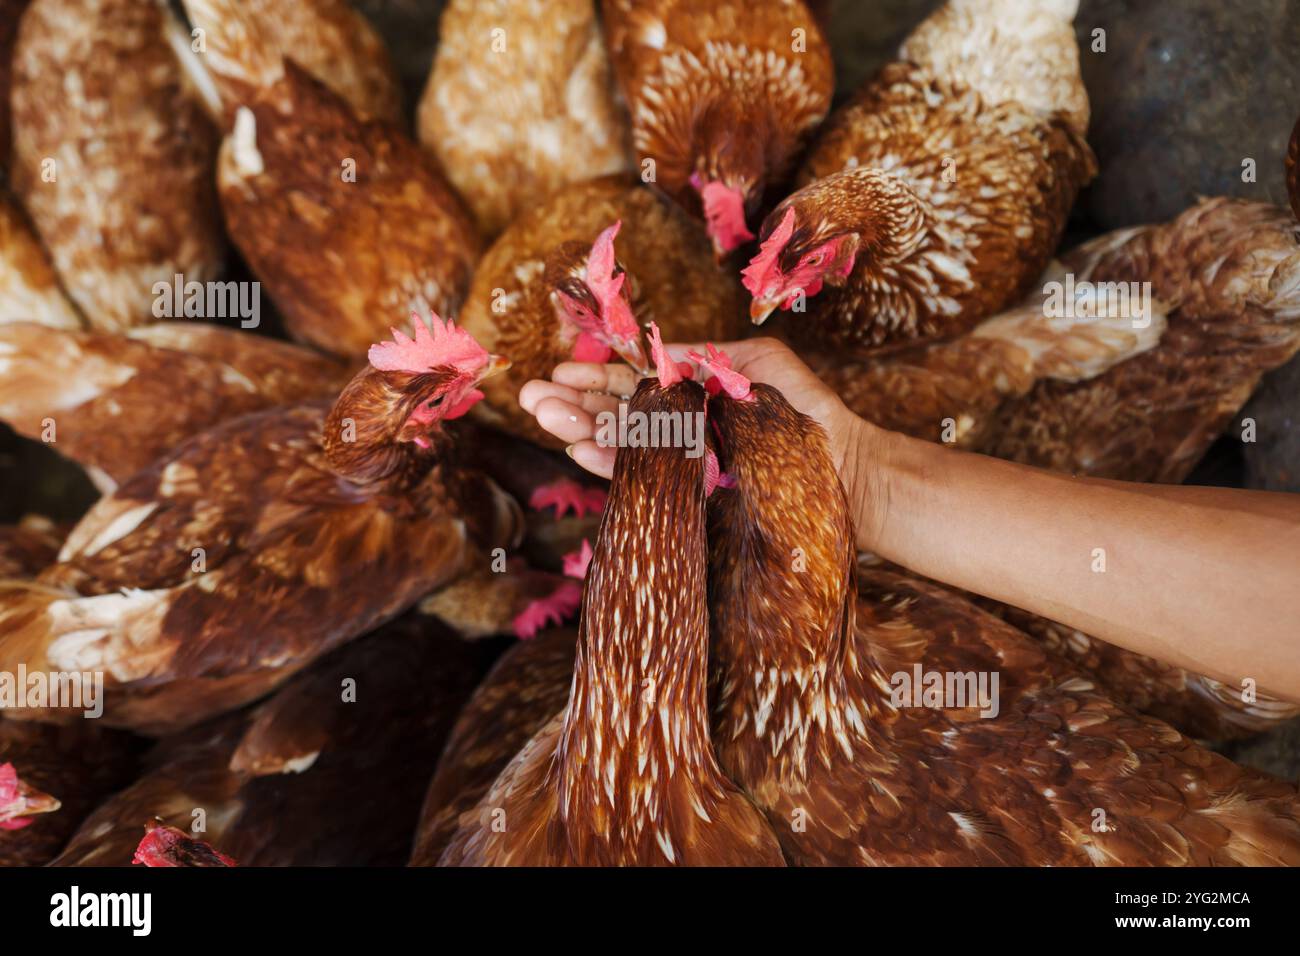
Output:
746,0,1094,352
53,617,492,866
180,0,403,127
704,383,1300,865
989,199,1300,483
0,718,141,866
457,177,742,447
0,515,64,578
216,63,480,360
0,322,349,492
419,0,633,236
0,355,521,733
0,191,81,329
410,626,577,865
601,0,833,253
439,377,784,865
10,0,225,331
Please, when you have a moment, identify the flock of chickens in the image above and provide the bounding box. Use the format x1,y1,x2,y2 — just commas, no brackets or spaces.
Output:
0,0,1299,866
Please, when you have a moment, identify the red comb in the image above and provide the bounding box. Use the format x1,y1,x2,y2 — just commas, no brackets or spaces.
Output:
691,174,755,252
562,539,594,580
133,822,237,867
704,449,737,497
647,323,691,386
687,344,753,401
584,222,639,341
368,312,489,375
0,763,17,802
740,207,797,297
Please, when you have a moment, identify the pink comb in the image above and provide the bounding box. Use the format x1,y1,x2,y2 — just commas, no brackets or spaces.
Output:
529,478,608,519
584,221,639,341
687,343,753,401
647,323,691,386
691,174,755,253
512,581,582,640
562,539,594,580
740,207,797,297
368,312,490,375
0,763,16,802
133,823,237,867
704,448,737,497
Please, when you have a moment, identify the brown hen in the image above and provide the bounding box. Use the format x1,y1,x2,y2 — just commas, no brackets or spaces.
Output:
52,614,491,866
419,0,633,237
211,34,478,359
0,718,140,866
180,0,403,126
410,626,577,865
988,198,1300,483
602,0,833,258
458,176,742,446
743,0,1094,353
702,361,1300,865
440,353,784,865
0,316,520,733
9,0,225,331
0,322,349,493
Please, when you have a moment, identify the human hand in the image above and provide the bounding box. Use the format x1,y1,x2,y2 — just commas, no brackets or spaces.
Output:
517,337,876,491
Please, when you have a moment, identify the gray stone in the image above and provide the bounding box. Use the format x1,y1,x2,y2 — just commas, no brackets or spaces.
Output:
1076,0,1300,229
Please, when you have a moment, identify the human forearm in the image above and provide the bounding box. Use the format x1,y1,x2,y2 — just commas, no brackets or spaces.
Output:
850,423,1300,701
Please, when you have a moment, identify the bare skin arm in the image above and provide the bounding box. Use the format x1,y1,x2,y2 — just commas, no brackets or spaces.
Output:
520,338,1300,703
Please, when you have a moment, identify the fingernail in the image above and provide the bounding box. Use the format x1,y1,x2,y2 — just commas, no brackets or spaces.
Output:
564,444,577,460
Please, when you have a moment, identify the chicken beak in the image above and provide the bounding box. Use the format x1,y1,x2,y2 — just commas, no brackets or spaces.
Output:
749,297,780,325
1,781,61,827
612,337,650,375
477,354,512,382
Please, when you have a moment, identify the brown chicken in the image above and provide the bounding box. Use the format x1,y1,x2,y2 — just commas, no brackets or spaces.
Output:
0,322,349,493
602,0,833,257
439,334,784,865
458,175,743,446
410,626,577,865
701,350,1300,865
743,0,1095,353
988,198,1300,483
10,0,225,331
0,719,141,866
53,616,493,866
419,0,633,237
805,269,1165,448
0,193,82,329
180,0,403,126
851,552,1300,744
0,315,520,733
202,8,479,360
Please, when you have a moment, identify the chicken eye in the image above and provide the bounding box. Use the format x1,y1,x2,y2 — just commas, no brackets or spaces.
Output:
805,253,824,267
426,395,445,410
